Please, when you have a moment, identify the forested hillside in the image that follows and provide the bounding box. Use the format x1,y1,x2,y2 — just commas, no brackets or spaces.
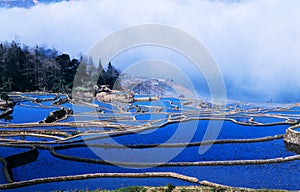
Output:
0,41,120,94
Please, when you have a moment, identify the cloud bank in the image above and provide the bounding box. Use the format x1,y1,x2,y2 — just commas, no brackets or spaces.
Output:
1,0,300,102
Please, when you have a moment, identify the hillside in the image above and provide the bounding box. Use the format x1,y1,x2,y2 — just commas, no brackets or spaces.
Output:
120,75,194,99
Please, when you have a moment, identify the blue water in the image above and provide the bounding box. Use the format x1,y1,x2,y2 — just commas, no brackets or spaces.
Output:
96,120,288,146
171,162,300,190
60,102,72,109
93,100,114,109
171,139,294,161
58,116,75,122
4,136,55,142
0,163,4,184
132,99,185,113
294,127,300,132
133,100,172,108
290,106,300,111
10,148,300,190
72,104,95,113
0,126,76,132
266,110,300,115
0,146,31,158
0,105,59,124
134,94,155,98
56,139,294,163
5,177,194,192
251,116,287,124
66,115,103,122
135,113,168,121
19,101,41,107
39,100,55,106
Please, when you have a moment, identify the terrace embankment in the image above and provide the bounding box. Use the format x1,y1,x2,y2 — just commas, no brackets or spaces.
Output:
39,107,73,123
284,124,300,153
0,99,14,118
0,172,199,189
52,97,69,105
0,100,14,109
0,108,13,118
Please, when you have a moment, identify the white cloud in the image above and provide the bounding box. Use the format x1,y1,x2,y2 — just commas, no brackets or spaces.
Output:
1,0,300,101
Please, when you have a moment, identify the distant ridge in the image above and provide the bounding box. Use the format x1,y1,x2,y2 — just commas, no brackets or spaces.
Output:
120,76,195,98
0,0,69,9
0,0,240,9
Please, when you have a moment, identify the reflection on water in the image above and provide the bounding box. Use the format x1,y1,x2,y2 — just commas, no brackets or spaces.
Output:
284,142,300,154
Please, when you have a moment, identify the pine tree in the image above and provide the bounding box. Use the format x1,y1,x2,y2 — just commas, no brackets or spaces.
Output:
97,59,106,86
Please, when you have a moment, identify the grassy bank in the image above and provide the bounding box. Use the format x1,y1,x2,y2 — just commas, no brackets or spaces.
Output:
55,184,289,192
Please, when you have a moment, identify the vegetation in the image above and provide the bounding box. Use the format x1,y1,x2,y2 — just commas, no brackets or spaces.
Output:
0,92,9,103
113,186,147,192
54,185,289,192
0,41,120,94
166,184,176,192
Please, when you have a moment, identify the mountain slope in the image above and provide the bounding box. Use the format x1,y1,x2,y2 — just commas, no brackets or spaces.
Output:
0,0,68,8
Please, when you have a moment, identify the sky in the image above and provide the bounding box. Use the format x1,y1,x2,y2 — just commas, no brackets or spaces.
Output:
1,0,300,102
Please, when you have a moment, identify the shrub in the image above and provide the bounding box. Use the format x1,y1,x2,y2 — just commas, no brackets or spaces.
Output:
114,186,147,192
166,184,176,192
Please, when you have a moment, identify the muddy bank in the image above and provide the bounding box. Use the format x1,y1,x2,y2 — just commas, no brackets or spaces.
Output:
53,97,69,105
0,108,13,118
39,107,73,123
284,124,300,146
0,172,199,189
96,91,134,103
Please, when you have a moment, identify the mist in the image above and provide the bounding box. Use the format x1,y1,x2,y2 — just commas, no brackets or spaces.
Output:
0,0,300,102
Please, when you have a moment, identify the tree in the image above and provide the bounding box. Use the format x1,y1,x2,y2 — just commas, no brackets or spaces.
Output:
106,61,121,89
0,92,9,104
55,54,73,92
2,42,23,91
96,59,106,86
76,61,89,83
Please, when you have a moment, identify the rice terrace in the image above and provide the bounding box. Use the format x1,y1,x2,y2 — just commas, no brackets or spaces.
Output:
1,0,300,191
1,90,300,191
